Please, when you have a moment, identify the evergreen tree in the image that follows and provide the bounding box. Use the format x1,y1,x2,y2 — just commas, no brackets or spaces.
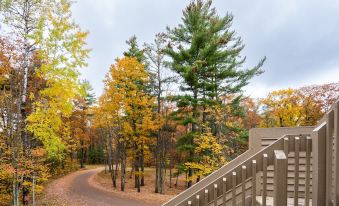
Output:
123,36,146,64
165,0,265,187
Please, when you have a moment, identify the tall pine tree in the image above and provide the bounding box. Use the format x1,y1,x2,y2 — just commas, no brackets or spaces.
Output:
166,0,265,187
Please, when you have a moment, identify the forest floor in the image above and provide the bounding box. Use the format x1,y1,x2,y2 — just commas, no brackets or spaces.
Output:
94,167,186,204
38,166,186,206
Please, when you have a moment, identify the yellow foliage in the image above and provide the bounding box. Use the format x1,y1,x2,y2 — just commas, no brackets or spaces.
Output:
185,128,225,180
260,88,323,127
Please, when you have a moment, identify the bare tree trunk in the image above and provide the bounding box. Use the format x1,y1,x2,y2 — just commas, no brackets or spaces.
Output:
129,164,134,179
12,170,19,206
111,168,116,188
107,136,113,172
120,147,126,192
175,171,179,188
104,158,107,174
80,140,85,168
169,164,172,188
140,146,145,186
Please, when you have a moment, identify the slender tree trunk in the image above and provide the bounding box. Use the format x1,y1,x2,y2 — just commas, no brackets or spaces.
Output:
111,167,116,188
187,90,198,188
13,170,19,206
134,148,141,192
140,146,145,186
120,147,126,191
129,164,134,179
80,140,85,168
175,172,179,188
155,153,159,193
169,164,172,188
104,158,107,174
107,136,113,172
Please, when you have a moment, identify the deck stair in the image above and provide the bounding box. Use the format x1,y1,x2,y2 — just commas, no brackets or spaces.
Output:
162,100,339,206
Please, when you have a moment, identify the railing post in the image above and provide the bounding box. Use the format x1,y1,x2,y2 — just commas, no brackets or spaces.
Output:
273,150,287,206
326,110,334,206
214,184,218,206
312,122,327,206
294,136,300,205
251,160,257,206
334,102,339,206
204,189,208,206
222,177,227,206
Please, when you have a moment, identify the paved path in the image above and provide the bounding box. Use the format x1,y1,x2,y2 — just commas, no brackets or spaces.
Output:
43,167,159,206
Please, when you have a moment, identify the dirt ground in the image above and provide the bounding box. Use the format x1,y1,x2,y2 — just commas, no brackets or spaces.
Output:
92,167,186,204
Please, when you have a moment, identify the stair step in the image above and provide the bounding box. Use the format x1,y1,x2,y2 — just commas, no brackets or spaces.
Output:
256,196,312,206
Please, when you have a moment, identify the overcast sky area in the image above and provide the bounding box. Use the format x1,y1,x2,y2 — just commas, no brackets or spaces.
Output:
71,0,339,98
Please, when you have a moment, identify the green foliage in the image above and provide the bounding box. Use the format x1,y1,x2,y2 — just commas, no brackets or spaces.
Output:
165,0,264,182
123,36,147,64
88,147,104,164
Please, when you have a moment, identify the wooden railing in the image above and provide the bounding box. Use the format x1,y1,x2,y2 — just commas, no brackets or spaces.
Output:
163,100,339,206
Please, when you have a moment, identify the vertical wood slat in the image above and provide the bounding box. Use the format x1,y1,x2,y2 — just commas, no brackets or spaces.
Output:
273,150,287,206
284,137,289,155
196,195,200,206
222,177,226,206
214,184,218,206
204,189,208,206
312,122,327,206
262,153,268,206
252,160,257,206
294,136,300,205
326,109,334,206
232,172,236,206
241,166,246,206
305,136,311,206
334,102,339,206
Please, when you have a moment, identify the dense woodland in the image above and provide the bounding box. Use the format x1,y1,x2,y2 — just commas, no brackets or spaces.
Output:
0,0,338,205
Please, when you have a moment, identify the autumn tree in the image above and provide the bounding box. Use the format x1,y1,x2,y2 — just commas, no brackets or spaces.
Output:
144,33,175,194
0,0,89,204
70,81,95,168
299,83,339,112
101,57,157,192
260,83,339,128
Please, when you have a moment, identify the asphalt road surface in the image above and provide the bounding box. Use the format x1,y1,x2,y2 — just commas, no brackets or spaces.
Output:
43,167,159,206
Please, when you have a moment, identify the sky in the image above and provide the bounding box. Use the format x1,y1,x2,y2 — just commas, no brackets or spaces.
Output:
71,0,339,98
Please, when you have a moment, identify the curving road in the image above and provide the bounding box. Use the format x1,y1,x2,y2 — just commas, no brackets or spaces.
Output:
43,167,159,206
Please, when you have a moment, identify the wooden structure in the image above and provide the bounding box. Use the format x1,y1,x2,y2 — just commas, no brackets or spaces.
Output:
163,100,339,206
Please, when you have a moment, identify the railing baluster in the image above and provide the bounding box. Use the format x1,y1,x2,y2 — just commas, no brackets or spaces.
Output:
305,136,311,206
222,177,227,206
196,195,200,206
214,184,218,206
273,150,287,206
294,136,300,205
242,165,246,206
232,172,237,206
252,160,257,206
204,189,208,206
262,153,268,206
